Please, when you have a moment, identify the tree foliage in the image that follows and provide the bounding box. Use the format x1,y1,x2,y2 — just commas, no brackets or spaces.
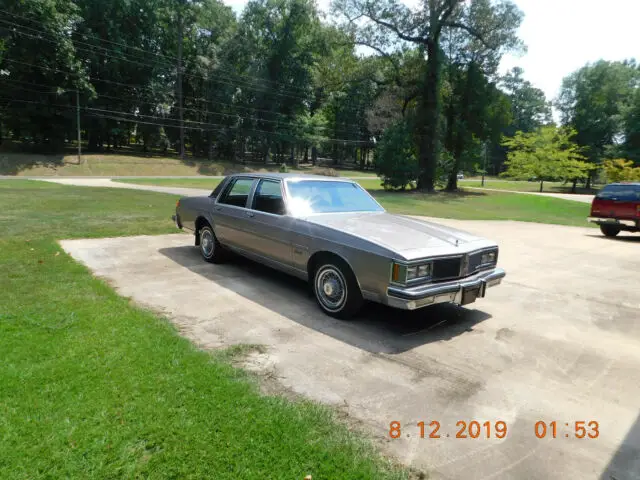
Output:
557,60,640,178
602,159,640,183
333,0,524,191
501,126,591,192
374,120,418,190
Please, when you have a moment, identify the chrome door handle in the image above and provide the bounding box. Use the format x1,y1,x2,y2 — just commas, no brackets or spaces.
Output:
214,206,222,211
245,211,254,217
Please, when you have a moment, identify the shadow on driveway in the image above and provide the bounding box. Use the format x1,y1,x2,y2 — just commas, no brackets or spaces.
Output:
600,411,640,480
158,245,492,355
585,234,640,243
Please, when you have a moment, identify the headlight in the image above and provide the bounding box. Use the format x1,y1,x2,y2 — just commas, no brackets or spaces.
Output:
407,266,418,280
418,264,431,277
481,251,497,265
392,262,433,283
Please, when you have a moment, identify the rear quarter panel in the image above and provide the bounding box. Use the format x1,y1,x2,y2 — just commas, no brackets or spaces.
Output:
177,196,214,231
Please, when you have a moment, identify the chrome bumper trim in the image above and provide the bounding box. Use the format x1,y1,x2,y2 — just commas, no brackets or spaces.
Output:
588,217,636,228
386,268,506,310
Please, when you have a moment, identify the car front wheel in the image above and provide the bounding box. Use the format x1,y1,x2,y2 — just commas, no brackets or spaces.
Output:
600,225,621,237
313,259,363,319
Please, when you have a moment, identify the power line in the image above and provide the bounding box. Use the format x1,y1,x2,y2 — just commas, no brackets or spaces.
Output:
0,96,371,144
0,8,177,63
0,10,321,98
0,67,371,137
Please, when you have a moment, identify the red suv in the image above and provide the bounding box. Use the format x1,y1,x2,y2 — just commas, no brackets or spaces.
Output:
588,182,640,237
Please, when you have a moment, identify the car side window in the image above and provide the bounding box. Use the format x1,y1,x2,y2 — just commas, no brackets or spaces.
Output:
218,178,254,208
210,181,225,199
252,179,286,215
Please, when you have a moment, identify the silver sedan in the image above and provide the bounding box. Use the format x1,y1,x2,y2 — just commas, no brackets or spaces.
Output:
173,173,506,319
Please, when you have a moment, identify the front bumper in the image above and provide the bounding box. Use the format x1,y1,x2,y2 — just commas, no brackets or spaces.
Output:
172,214,182,229
588,217,637,228
386,267,506,310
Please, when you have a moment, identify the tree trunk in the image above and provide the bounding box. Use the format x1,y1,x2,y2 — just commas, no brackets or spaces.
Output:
585,172,592,190
303,146,309,163
571,178,578,194
311,146,318,166
539,180,544,192
417,39,442,192
292,146,298,168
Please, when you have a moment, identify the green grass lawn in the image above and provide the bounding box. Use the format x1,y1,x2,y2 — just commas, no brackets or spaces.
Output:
0,180,407,480
1,151,376,178
371,189,593,227
115,177,592,227
459,178,600,195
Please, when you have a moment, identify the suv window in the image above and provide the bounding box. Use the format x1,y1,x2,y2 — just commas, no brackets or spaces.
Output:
597,184,640,201
218,178,254,208
252,179,286,215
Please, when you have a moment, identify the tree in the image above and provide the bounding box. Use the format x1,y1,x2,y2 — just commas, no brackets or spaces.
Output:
602,159,640,183
501,126,590,192
374,120,419,190
500,67,552,135
621,88,640,163
557,60,640,186
334,0,523,191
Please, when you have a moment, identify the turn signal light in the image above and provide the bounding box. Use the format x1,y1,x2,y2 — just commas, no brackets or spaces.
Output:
392,263,400,282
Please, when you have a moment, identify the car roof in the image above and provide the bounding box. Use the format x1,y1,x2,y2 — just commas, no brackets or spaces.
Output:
605,182,640,186
229,172,355,182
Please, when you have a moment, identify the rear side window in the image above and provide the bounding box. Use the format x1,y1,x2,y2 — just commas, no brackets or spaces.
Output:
252,179,286,215
218,178,254,208
597,185,640,201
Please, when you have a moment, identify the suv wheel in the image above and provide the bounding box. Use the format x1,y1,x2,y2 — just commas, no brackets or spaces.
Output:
600,225,621,237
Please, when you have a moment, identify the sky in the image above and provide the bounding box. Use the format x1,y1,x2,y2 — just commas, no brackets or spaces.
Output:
222,0,639,102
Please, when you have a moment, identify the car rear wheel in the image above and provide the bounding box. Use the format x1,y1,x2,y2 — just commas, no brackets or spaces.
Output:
199,225,226,263
313,259,363,319
600,225,621,237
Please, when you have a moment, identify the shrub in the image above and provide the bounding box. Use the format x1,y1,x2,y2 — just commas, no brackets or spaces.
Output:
603,159,640,182
374,121,419,190
313,168,339,177
279,163,289,173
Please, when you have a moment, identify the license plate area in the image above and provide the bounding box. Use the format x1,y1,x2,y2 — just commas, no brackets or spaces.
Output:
461,285,480,305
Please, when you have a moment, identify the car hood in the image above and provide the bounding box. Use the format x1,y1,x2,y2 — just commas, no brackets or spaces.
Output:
304,212,496,260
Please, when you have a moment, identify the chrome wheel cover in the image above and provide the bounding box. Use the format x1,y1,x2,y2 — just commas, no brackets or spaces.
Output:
201,229,214,257
315,266,347,312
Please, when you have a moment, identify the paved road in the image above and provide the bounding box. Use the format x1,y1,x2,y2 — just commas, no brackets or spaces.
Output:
36,177,214,197
13,176,596,204
61,220,640,480
464,186,595,204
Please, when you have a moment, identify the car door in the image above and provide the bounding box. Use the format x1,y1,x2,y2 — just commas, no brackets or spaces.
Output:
244,178,295,267
212,177,257,250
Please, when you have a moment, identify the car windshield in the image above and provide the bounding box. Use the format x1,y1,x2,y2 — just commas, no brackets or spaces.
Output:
286,180,384,216
597,184,640,201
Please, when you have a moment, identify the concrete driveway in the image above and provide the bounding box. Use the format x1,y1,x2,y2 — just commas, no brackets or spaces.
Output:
60,220,640,480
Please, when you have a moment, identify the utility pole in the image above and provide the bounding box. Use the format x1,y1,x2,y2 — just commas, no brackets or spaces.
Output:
76,89,82,164
177,4,185,160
